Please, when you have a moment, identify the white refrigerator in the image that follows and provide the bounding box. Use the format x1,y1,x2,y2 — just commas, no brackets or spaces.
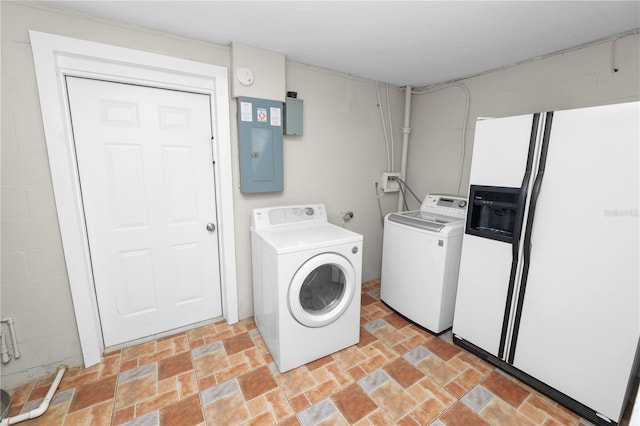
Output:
453,101,639,425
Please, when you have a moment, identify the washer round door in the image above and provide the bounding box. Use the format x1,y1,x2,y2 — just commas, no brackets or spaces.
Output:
288,253,357,328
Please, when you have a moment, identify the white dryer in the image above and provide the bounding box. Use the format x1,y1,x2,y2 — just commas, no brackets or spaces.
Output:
250,204,363,373
381,194,467,334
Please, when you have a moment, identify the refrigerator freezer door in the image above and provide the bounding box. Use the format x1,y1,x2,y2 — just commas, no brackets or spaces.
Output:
454,113,538,357
511,102,639,422
468,114,536,187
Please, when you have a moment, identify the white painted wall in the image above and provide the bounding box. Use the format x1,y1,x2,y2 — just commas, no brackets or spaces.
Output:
0,1,404,387
231,42,286,101
407,33,640,199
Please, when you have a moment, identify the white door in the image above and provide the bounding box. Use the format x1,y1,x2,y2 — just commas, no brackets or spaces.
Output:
66,77,222,347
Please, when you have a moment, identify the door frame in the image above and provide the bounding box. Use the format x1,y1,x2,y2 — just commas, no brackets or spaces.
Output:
30,31,238,367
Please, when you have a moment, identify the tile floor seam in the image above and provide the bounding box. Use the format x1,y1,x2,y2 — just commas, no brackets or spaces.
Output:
188,323,220,426
475,376,564,426
186,331,205,426
436,372,479,424
106,392,117,426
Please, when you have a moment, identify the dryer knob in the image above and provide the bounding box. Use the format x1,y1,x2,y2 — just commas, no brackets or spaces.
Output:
304,207,314,216
352,246,358,254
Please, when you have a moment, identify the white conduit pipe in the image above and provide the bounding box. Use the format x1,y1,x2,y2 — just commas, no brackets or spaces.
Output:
0,365,67,426
1,319,21,359
0,333,11,364
397,85,412,212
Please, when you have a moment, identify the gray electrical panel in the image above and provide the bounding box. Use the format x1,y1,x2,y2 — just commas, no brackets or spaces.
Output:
237,97,284,193
284,97,303,136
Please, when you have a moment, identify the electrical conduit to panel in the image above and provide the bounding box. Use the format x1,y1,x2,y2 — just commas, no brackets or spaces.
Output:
375,83,412,217
375,82,396,223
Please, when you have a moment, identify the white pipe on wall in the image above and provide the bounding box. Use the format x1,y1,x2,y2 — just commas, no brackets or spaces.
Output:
397,85,412,212
0,365,67,426
0,333,11,364
1,318,21,359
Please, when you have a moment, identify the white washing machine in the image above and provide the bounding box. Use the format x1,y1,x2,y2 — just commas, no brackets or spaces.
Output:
381,194,467,334
250,204,363,373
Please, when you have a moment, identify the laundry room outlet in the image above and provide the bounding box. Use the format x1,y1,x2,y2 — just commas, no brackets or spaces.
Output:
380,172,401,192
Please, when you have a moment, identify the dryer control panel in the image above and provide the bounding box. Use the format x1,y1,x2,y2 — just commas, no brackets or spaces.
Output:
251,204,327,230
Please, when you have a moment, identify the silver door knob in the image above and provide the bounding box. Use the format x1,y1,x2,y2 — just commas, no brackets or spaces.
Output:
206,223,216,232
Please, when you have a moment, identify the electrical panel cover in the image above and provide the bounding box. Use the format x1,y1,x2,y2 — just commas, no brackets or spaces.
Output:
237,97,284,193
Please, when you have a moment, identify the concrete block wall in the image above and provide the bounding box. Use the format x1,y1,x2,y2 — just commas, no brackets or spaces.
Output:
407,33,640,199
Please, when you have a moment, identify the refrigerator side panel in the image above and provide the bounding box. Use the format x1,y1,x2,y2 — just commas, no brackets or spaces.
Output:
468,114,535,187
512,102,639,422
453,234,514,356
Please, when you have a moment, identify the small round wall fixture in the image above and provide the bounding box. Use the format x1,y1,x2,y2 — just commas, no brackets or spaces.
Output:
235,67,254,86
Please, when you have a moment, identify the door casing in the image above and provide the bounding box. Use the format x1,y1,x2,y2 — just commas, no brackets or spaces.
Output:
30,31,238,367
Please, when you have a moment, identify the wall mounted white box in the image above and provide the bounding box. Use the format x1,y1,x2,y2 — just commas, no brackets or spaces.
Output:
380,172,401,192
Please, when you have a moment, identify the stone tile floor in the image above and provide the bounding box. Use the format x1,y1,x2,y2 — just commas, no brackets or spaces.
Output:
4,280,625,425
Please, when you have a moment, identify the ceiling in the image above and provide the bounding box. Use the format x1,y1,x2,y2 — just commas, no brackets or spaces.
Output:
41,1,640,87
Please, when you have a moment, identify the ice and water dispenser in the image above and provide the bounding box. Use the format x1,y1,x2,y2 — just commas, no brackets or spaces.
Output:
465,185,521,243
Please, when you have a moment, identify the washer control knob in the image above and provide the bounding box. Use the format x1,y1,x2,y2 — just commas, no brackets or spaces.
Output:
458,200,467,208
304,207,314,216
352,246,359,254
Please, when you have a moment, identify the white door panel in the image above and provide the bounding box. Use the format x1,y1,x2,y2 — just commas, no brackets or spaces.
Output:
513,102,639,421
67,77,222,346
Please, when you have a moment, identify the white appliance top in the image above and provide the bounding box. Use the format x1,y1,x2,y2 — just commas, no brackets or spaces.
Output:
387,194,467,233
252,204,328,230
251,204,362,254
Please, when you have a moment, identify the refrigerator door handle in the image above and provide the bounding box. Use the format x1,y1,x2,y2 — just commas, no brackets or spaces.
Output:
498,113,541,359
507,111,554,364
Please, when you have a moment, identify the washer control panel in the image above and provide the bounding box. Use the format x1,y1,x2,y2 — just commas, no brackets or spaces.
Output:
251,204,327,229
421,194,468,218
